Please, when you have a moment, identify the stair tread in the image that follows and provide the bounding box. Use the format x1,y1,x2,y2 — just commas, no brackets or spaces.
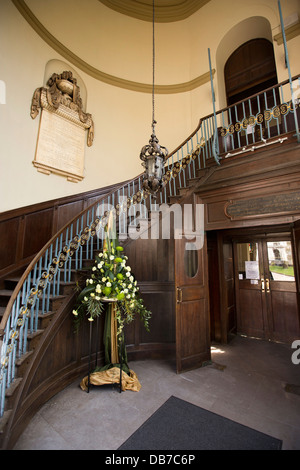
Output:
0,410,12,434
0,289,14,295
5,378,22,398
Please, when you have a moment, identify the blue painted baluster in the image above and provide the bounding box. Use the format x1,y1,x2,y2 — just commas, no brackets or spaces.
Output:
42,250,48,314
234,105,241,148
228,107,234,150
179,147,185,189
248,98,255,144
242,101,249,146
221,111,227,152
6,341,12,388
69,223,74,281
280,84,288,133
79,217,83,270
203,120,208,159
75,220,79,270
207,118,213,158
264,92,271,138
199,126,205,168
190,138,196,178
45,245,51,313
0,361,7,416
186,141,191,180
32,264,39,331
256,94,263,141
272,87,280,136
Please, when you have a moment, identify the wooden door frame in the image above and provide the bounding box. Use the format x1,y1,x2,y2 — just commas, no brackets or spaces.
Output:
208,223,300,344
232,231,299,343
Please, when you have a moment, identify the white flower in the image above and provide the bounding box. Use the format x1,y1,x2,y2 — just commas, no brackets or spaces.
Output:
110,255,114,260
84,296,88,301
97,261,104,268
106,282,112,287
72,309,78,316
126,266,131,271
90,292,95,297
89,279,93,284
95,295,100,300
96,284,101,293
129,276,134,282
124,288,128,294
126,294,131,299
128,284,132,289
102,277,106,282
126,272,130,277
92,266,97,271
99,253,103,257
88,317,94,322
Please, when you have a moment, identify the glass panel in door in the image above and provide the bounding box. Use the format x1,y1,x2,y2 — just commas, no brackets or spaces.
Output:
237,242,260,280
267,241,295,281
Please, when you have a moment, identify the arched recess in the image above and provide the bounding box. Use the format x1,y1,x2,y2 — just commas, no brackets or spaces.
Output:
225,38,277,106
215,16,275,111
44,59,87,111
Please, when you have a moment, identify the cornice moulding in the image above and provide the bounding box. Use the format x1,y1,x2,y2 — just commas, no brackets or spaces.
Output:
273,22,300,45
99,0,211,23
12,0,213,94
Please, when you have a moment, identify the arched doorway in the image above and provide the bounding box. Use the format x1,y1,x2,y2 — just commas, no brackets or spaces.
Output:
224,38,278,106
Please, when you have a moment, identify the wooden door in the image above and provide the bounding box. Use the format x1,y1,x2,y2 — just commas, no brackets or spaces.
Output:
264,239,299,343
234,241,268,339
234,238,299,343
175,232,211,373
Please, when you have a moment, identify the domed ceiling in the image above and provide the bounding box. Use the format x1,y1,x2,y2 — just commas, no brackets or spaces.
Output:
99,0,211,22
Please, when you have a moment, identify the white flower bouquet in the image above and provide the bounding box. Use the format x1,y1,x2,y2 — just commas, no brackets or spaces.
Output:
73,233,151,337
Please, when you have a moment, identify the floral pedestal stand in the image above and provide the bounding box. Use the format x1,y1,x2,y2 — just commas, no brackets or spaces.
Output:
80,300,141,393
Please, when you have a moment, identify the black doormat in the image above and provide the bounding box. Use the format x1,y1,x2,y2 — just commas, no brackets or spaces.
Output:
119,396,282,450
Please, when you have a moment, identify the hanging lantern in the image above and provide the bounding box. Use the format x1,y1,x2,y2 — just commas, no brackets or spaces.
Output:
140,120,168,194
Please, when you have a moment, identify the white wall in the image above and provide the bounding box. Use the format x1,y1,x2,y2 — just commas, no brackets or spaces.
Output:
0,0,299,212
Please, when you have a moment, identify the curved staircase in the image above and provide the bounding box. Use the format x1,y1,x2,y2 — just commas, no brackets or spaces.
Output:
1,75,299,449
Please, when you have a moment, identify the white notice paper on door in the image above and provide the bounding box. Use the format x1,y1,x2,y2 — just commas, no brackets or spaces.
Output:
245,261,259,280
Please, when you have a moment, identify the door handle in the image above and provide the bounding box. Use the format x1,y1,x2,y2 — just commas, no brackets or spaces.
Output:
266,278,270,293
261,278,265,292
177,287,182,303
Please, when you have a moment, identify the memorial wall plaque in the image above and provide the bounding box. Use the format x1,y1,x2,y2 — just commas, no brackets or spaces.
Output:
31,71,94,182
225,191,300,220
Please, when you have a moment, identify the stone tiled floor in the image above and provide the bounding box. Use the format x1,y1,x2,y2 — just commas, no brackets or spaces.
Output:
13,335,300,450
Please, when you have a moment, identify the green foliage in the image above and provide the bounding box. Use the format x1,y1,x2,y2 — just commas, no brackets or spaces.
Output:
73,225,151,336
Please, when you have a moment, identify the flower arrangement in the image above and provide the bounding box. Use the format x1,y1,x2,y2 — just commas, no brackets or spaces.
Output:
72,228,151,337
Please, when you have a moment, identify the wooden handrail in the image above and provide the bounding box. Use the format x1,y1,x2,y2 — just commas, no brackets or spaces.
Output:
0,178,130,336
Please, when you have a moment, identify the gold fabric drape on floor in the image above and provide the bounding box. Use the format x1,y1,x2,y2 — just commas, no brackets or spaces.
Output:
80,367,141,392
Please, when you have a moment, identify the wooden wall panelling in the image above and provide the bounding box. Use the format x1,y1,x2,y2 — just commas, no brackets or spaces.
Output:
22,209,53,259
0,217,19,272
222,235,236,340
207,232,221,342
55,200,84,232
123,231,175,359
0,180,127,283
